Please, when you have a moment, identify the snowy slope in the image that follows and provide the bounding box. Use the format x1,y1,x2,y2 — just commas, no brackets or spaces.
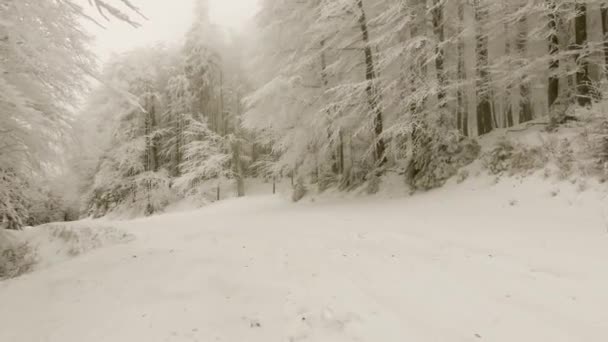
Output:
1,175,607,342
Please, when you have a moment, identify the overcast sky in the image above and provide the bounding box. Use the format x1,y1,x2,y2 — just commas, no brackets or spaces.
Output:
89,0,259,61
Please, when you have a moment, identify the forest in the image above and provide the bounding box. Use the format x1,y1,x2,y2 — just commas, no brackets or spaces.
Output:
3,1,608,340
2,0,608,227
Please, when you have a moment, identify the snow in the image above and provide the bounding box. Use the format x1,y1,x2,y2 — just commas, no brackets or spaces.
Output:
1,175,608,342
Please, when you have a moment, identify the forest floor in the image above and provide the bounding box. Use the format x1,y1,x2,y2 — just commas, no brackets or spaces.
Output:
1,174,608,342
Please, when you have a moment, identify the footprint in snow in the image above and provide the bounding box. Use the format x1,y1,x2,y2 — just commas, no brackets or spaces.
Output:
286,307,362,341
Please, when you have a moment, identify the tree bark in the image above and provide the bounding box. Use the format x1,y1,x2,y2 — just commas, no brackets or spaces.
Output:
431,0,446,109
517,14,534,124
575,3,592,106
320,39,343,176
547,0,560,108
233,139,245,197
474,0,494,135
504,21,514,128
457,1,468,135
356,0,386,166
601,4,608,78
149,101,159,172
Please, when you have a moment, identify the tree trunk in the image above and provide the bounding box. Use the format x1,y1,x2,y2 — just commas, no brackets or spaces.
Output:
320,39,341,176
233,139,245,197
218,68,225,135
601,4,608,78
149,101,159,172
547,0,560,108
517,13,534,124
143,94,158,173
474,0,494,135
431,0,447,109
504,21,514,128
575,3,592,106
234,91,245,197
338,129,344,175
356,0,386,166
457,1,468,135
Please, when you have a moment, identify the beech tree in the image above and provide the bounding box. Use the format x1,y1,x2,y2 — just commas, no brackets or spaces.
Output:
1,0,95,228
244,0,608,190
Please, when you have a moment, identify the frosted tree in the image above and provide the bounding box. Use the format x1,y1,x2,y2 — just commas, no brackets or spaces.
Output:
0,0,96,228
164,75,194,177
245,0,325,181
84,47,175,217
183,0,228,135
173,116,232,203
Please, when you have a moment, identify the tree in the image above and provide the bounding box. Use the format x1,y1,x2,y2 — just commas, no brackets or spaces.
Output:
173,116,232,202
0,0,95,228
164,75,194,177
82,47,174,217
547,0,561,108
516,6,533,124
356,0,387,166
474,0,494,135
574,2,592,106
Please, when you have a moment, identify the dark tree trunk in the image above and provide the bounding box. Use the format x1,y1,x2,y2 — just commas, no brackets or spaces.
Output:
320,39,342,176
474,0,494,135
518,14,534,123
233,92,245,198
218,68,224,135
457,1,468,135
148,102,159,172
431,0,446,108
574,3,592,106
233,139,245,197
356,0,386,166
547,0,560,108
338,130,344,175
547,0,559,108
504,21,514,128
601,4,608,78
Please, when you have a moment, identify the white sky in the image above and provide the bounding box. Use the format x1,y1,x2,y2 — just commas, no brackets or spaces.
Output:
89,0,258,61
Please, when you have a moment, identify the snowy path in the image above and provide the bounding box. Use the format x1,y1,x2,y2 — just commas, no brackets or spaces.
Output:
1,178,608,342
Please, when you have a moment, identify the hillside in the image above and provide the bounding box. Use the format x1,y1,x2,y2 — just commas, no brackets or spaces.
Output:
1,172,607,342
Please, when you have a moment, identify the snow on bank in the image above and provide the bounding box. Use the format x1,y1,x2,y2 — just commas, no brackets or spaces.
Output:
0,222,133,279
1,174,608,342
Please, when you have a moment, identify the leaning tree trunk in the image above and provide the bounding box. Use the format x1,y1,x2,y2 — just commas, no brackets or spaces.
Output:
574,3,592,106
474,0,494,135
356,0,386,166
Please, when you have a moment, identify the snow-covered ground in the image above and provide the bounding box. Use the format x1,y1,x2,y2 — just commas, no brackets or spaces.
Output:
1,175,608,342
